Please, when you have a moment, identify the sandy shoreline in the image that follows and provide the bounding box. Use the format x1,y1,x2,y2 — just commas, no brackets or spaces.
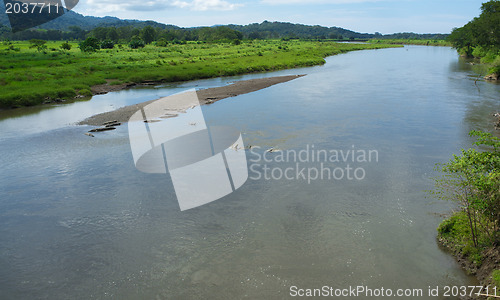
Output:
79,74,305,126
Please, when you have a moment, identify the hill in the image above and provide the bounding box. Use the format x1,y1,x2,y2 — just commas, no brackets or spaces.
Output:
0,7,448,40
225,21,372,40
0,7,177,31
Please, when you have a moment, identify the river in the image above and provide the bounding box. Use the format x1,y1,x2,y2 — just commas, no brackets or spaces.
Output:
1,45,499,299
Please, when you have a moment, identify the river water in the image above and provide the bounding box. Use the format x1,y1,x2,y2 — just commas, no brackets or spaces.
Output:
1,46,499,299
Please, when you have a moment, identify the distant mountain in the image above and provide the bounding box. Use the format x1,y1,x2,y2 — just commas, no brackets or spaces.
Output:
0,7,447,40
0,7,178,31
226,21,373,40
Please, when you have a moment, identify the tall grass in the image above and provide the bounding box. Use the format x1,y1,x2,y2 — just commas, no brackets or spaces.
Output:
0,40,400,108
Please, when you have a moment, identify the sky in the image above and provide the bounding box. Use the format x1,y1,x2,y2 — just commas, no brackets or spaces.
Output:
73,0,487,34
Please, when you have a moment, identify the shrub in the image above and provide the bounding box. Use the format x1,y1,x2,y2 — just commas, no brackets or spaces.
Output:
29,39,47,52
8,45,20,51
433,130,500,248
472,46,489,59
129,37,145,49
79,37,100,53
155,38,168,47
60,41,72,51
78,89,92,97
100,40,115,49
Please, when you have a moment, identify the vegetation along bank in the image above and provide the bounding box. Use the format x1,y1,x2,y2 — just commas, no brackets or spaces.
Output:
430,2,500,297
447,0,500,80
432,131,500,295
0,39,399,108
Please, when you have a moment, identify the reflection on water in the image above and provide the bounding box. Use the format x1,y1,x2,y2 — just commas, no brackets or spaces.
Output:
1,46,499,299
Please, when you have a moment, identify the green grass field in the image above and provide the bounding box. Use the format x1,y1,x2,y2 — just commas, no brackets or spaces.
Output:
0,40,400,108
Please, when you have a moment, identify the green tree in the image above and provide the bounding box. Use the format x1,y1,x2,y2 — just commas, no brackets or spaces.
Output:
79,37,100,52
28,39,47,52
107,27,119,43
448,0,500,57
155,38,168,47
91,27,109,41
129,36,145,49
448,26,474,56
117,26,133,41
60,41,72,51
432,130,500,247
141,26,156,44
100,39,114,49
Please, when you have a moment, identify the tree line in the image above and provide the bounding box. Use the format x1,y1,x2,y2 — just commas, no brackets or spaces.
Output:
0,24,245,43
0,18,450,43
447,0,500,66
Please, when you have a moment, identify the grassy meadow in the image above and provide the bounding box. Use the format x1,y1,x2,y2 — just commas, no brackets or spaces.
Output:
0,40,399,108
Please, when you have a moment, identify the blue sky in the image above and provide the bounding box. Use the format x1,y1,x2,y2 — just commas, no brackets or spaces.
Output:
73,0,486,34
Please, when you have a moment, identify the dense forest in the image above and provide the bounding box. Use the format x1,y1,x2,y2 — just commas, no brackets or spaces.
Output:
448,0,500,75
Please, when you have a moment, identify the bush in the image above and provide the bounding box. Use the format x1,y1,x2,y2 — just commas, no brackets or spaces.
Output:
472,46,489,59
437,215,457,235
8,45,20,52
100,40,115,49
29,39,47,52
79,37,100,53
60,41,72,51
77,89,92,97
129,37,145,49
487,55,500,74
155,38,168,47
433,130,500,248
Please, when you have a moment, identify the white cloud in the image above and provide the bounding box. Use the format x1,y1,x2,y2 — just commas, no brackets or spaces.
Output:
173,0,242,11
82,0,241,14
261,0,387,4
85,0,132,13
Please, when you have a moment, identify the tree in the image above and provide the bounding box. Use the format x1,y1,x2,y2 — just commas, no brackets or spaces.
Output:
29,39,47,52
155,38,168,47
91,27,109,41
141,26,156,44
129,36,145,49
79,37,100,52
481,0,500,14
117,26,133,41
131,28,141,39
100,39,114,49
107,27,119,43
432,130,500,247
448,0,500,56
448,26,474,56
60,41,72,51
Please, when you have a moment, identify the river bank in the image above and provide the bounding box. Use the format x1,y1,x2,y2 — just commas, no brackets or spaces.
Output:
0,44,488,300
432,129,500,298
369,39,452,47
0,40,399,109
79,75,304,126
438,224,499,296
